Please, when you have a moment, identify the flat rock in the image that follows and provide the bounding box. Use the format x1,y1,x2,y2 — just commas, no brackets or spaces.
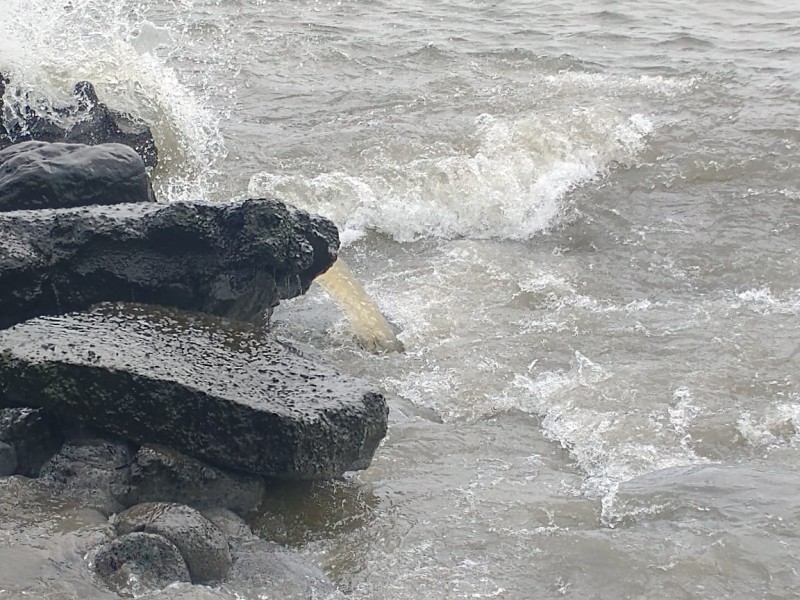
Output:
0,303,388,479
120,444,265,513
0,197,338,329
0,141,155,211
115,502,232,584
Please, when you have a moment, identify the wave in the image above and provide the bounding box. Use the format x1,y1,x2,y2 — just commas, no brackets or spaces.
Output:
249,110,653,243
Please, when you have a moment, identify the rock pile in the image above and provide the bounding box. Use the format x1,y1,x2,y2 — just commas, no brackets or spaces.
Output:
0,83,387,598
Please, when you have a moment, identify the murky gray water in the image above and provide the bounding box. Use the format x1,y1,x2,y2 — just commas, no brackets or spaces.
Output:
2,0,800,597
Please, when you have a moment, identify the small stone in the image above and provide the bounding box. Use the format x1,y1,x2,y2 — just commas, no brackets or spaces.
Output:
114,502,232,584
94,531,191,597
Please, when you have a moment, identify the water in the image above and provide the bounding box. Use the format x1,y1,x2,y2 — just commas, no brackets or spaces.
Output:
2,0,800,597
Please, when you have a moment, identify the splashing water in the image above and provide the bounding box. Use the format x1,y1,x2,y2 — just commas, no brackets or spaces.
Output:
0,0,226,202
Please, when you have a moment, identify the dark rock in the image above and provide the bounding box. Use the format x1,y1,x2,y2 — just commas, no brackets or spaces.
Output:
39,437,133,514
0,440,16,476
0,78,158,168
66,82,158,168
0,303,388,479
120,444,265,513
0,141,155,212
94,531,191,596
203,508,340,599
11,113,68,143
0,407,64,476
0,73,10,149
115,502,232,584
0,197,339,329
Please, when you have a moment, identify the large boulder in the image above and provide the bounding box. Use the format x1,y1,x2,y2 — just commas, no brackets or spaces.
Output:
0,303,388,479
0,141,156,211
0,197,339,329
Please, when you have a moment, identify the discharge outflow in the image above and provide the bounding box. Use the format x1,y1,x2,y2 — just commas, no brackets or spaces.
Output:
315,259,404,354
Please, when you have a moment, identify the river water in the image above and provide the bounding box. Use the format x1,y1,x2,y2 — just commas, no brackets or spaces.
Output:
2,0,800,598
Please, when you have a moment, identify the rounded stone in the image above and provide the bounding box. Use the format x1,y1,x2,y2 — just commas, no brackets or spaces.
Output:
94,531,190,597
114,502,232,584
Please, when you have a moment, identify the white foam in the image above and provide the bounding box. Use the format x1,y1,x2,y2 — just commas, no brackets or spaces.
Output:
737,401,800,450
731,287,800,315
509,354,708,523
538,72,698,98
0,0,226,203
249,110,654,243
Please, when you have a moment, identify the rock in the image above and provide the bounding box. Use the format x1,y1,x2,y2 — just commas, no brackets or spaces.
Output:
0,73,10,149
115,502,232,584
0,197,339,329
0,440,16,476
66,82,159,168
203,508,341,599
93,531,191,596
0,303,388,479
39,437,133,514
0,141,156,211
0,407,64,476
120,444,265,513
0,78,158,167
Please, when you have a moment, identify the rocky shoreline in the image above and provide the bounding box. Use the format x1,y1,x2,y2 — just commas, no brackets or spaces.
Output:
0,77,387,598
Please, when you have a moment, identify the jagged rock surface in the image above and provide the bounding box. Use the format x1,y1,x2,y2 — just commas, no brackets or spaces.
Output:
0,141,155,211
0,197,339,329
0,303,388,479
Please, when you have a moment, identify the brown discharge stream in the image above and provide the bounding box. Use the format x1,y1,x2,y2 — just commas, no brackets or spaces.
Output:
314,259,404,353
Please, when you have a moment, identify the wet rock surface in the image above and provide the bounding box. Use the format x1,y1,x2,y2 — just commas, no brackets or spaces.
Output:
0,78,158,167
121,444,265,513
0,440,16,476
0,141,156,211
115,502,232,584
0,73,9,149
94,531,192,596
65,81,159,168
0,302,388,479
0,406,64,476
40,437,134,515
0,197,339,329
